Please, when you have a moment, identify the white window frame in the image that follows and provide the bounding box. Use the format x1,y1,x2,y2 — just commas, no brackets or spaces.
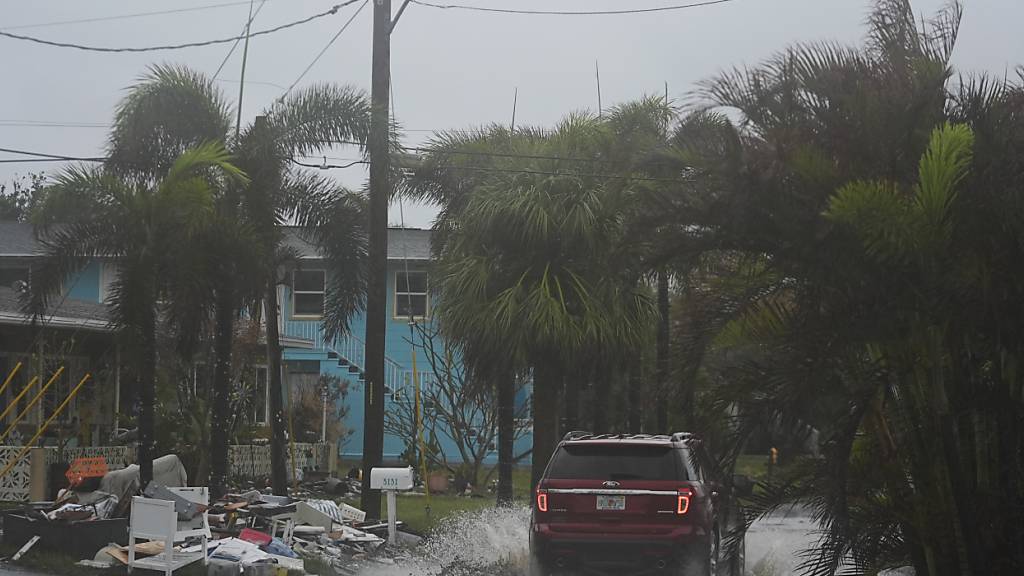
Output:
393,270,430,320
291,269,326,319
98,261,118,304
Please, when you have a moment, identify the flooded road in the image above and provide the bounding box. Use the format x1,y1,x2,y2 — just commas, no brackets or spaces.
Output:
359,506,821,576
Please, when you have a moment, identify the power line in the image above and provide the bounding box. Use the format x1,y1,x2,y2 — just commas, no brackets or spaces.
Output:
0,121,107,128
213,0,268,80
409,0,737,16
290,158,366,170
0,158,90,164
215,78,288,90
1,144,685,182
399,162,688,183
322,139,628,164
0,147,105,162
282,0,369,97
0,1,362,54
0,1,271,31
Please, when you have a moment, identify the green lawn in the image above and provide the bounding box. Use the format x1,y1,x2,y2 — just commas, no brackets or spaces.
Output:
341,465,535,534
734,453,771,479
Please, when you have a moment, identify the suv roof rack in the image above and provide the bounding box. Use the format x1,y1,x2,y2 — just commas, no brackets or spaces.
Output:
670,432,698,442
562,433,684,442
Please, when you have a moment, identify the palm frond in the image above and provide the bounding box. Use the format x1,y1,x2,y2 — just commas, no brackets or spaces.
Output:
263,83,370,156
108,63,232,177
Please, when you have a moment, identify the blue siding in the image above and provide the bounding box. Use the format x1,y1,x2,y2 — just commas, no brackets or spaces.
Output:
281,261,534,466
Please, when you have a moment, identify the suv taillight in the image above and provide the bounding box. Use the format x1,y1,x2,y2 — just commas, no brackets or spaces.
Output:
536,489,549,512
677,488,692,515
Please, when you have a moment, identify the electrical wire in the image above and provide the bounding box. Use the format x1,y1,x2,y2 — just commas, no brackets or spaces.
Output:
0,120,106,128
282,0,369,97
0,1,362,53
1,145,686,183
0,1,273,31
289,158,366,170
409,0,737,16
313,139,629,164
401,162,688,183
0,158,93,164
213,0,269,80
0,147,106,162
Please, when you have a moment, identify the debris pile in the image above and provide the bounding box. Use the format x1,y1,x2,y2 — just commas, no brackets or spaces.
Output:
1,455,417,575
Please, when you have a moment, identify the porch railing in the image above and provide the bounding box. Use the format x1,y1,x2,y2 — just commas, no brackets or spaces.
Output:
281,320,408,396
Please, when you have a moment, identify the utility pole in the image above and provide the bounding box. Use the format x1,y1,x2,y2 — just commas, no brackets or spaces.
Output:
362,0,392,520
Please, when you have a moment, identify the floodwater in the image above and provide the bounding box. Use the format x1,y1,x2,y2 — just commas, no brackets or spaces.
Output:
360,505,823,576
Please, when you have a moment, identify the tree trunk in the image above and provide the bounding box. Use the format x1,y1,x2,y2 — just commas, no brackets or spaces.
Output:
496,370,515,506
656,270,670,433
138,307,156,488
593,369,610,433
627,361,642,432
563,376,580,432
209,287,235,499
531,361,561,490
264,277,288,495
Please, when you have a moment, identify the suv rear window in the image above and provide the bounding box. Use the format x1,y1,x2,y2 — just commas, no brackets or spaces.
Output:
546,443,686,481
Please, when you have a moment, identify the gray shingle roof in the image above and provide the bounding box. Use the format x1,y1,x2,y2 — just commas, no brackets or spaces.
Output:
282,227,432,261
0,221,41,256
0,286,111,329
0,221,434,261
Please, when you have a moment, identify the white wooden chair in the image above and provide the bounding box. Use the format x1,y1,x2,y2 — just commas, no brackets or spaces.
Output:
128,487,210,575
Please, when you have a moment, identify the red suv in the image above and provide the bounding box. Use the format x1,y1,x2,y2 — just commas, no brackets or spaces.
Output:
530,432,748,576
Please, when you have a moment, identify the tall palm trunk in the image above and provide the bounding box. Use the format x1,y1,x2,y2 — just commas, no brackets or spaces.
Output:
264,277,288,495
496,370,515,506
531,361,561,490
563,377,580,432
138,306,157,488
209,286,235,499
656,270,670,432
593,369,610,433
627,362,642,432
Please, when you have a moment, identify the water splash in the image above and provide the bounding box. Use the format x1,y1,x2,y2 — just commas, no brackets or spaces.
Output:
423,506,532,571
358,506,531,576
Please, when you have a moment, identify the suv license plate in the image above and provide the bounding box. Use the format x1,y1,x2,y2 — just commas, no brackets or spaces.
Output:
596,495,626,511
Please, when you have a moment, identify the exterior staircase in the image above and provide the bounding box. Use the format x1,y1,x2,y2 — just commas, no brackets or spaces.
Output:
281,320,408,395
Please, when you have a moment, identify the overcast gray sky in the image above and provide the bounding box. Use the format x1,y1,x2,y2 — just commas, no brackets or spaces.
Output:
1,0,1020,227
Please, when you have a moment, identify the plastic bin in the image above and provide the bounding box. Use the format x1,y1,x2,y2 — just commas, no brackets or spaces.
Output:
2,512,128,559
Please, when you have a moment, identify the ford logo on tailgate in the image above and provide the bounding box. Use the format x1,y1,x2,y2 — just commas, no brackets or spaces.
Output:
602,480,621,488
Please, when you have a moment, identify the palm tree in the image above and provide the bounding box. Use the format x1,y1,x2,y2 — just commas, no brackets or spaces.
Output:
649,1,1024,573
423,115,656,487
402,124,538,503
106,65,370,495
28,143,246,487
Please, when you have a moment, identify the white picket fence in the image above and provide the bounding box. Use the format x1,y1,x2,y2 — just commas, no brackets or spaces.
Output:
0,442,329,501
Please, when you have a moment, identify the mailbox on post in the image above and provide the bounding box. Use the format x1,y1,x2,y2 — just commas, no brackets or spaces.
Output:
369,467,414,545
369,467,414,491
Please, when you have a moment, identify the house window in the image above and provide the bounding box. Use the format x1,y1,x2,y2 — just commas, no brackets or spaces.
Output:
395,270,429,319
254,366,268,425
0,267,30,291
292,270,326,318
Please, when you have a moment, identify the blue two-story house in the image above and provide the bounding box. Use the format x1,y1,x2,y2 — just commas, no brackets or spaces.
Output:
0,221,531,469
276,226,532,466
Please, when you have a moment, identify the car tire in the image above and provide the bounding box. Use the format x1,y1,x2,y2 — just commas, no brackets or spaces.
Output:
677,533,719,576
528,551,550,576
